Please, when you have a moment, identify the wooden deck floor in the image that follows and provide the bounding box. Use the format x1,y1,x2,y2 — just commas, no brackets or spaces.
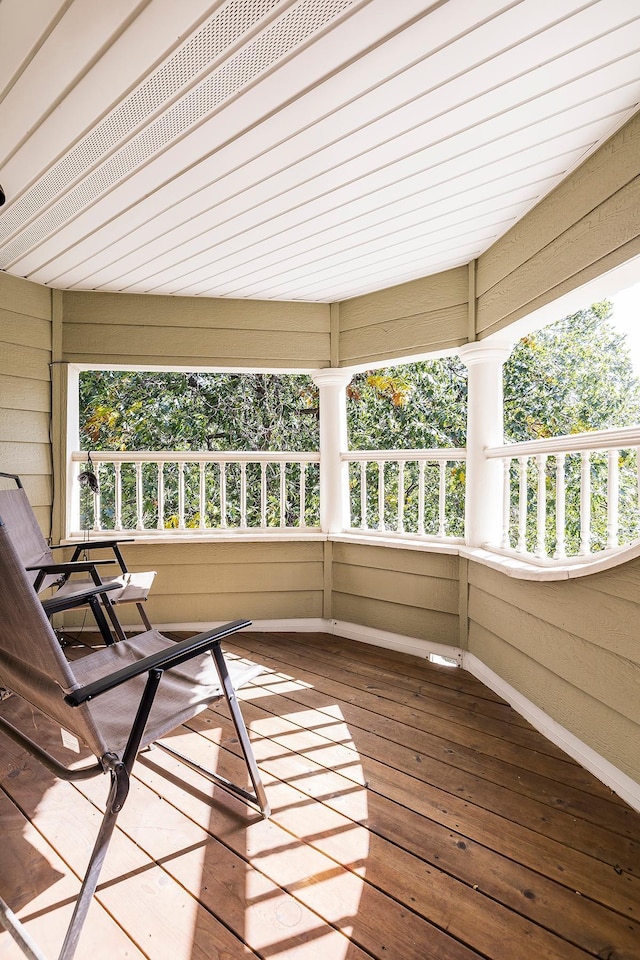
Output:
1,631,639,960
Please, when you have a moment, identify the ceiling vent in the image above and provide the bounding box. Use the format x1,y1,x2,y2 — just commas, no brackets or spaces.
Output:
0,0,357,268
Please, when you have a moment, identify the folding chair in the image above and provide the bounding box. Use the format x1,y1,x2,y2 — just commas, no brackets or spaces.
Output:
0,514,268,960
0,472,156,641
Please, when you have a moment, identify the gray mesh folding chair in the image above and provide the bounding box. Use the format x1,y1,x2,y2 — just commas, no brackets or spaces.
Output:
0,515,268,960
0,472,156,641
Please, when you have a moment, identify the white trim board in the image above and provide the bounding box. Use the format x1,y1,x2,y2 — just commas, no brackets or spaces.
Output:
463,652,640,814
154,617,462,663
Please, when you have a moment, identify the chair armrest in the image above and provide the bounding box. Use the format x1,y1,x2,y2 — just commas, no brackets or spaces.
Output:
68,540,133,573
67,538,134,554
26,560,117,574
28,559,118,592
42,580,121,616
65,619,252,706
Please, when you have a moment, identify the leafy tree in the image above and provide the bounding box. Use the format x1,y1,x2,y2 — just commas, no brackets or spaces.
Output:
80,371,319,451
345,301,640,448
504,301,640,440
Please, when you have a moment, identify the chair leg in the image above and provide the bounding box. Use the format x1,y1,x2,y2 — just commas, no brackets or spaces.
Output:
101,595,127,642
154,646,270,818
88,595,118,646
0,895,48,960
58,671,162,959
210,643,270,818
57,761,129,960
136,601,153,632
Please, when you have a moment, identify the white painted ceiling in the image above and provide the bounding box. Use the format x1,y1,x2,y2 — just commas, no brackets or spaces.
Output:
1,0,639,303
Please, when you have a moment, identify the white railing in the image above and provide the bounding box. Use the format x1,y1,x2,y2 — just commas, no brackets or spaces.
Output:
486,426,640,561
70,451,321,535
342,449,467,541
71,431,640,561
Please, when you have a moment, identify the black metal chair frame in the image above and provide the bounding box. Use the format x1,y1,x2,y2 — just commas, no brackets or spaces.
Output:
0,529,269,960
0,471,154,642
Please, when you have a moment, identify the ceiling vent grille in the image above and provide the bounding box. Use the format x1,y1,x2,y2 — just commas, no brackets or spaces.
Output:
0,0,357,268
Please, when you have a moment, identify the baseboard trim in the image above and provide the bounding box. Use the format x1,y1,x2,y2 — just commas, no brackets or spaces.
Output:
328,619,463,664
463,652,640,813
154,617,462,663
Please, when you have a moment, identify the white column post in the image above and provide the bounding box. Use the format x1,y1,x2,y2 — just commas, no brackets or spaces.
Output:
459,341,512,548
312,369,352,534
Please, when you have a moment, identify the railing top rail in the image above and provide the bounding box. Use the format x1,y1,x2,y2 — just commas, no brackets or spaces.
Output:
72,450,320,464
486,424,640,459
342,448,467,462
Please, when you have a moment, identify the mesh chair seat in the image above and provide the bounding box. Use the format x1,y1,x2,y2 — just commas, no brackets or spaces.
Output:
70,630,264,757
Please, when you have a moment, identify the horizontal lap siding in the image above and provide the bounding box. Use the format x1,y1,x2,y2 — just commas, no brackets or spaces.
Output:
0,273,52,536
62,291,331,369
476,112,640,337
331,541,460,646
467,559,640,783
338,267,468,365
63,539,325,627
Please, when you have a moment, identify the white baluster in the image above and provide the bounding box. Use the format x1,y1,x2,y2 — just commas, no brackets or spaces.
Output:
360,461,368,530
240,461,247,529
279,461,286,528
397,460,405,533
438,460,447,539
260,462,267,528
199,462,206,530
178,462,185,530
114,461,122,531
535,454,547,558
554,454,566,559
418,460,425,536
299,462,307,528
157,462,165,529
517,456,528,553
135,461,144,530
378,460,385,532
607,448,619,550
501,458,510,549
220,462,227,528
579,451,591,555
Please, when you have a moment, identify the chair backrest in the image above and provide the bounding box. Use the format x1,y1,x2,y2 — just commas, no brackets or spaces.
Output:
0,477,58,590
0,516,108,758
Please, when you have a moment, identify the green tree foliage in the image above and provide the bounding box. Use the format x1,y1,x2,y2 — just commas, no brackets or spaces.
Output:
504,301,640,440
346,365,467,449
80,372,319,452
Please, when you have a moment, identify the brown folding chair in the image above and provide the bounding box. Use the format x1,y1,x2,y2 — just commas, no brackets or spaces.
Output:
0,514,268,960
0,471,156,641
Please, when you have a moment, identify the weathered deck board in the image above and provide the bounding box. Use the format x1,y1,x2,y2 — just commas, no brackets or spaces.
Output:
1,631,639,960
228,632,621,798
